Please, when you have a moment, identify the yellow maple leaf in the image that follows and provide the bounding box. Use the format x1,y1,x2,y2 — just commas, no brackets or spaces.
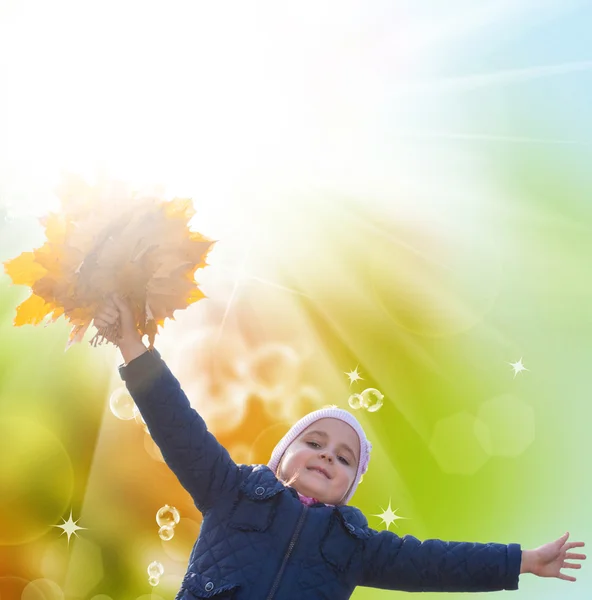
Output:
14,293,55,326
4,252,48,285
3,174,215,349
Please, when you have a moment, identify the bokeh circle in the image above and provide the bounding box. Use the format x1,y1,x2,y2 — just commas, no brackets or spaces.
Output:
0,417,74,545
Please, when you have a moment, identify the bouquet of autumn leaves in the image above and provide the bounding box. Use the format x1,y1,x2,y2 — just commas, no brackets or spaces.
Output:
3,175,215,349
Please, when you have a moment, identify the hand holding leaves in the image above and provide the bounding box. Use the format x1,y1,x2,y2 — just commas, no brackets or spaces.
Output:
3,174,214,349
94,294,148,364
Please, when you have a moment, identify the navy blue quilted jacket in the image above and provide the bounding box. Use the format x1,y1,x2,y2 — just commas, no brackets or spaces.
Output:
120,349,522,600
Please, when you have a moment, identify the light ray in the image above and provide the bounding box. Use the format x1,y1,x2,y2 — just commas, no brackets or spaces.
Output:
213,263,311,298
401,60,592,94
397,131,590,146
244,275,310,298
216,274,244,345
215,238,256,342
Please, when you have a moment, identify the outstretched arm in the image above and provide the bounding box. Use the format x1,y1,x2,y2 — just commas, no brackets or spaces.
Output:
95,295,241,514
359,531,522,593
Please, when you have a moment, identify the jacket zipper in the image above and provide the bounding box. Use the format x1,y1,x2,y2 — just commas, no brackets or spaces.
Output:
266,505,308,600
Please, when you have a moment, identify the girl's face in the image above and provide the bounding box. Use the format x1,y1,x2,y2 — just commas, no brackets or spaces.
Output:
277,418,360,505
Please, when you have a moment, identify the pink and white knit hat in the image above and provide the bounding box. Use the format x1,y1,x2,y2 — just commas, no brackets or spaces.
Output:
267,407,372,504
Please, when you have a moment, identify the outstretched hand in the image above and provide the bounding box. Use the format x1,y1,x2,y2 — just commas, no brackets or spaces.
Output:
523,532,586,582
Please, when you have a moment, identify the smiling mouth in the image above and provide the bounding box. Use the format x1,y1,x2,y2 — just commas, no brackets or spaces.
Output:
307,467,330,479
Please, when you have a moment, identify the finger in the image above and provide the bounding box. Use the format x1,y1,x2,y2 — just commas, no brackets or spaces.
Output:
94,311,117,326
558,573,576,582
101,305,119,320
562,562,582,569
566,552,586,560
111,293,130,313
558,532,570,544
566,542,585,550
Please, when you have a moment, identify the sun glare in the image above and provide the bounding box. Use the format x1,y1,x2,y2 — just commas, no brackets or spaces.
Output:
0,1,416,234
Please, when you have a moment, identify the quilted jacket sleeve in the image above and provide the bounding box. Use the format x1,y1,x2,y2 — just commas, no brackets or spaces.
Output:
119,348,241,514
359,530,522,593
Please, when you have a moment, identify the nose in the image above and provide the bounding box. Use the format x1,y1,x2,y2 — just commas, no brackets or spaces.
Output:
319,451,333,463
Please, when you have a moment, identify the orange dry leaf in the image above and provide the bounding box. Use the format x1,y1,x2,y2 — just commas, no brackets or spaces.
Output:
3,174,215,349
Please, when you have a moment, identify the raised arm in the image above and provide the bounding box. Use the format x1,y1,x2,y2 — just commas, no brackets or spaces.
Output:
95,295,241,513
359,530,522,593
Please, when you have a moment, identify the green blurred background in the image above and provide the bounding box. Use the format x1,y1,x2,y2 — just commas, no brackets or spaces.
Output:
1,1,591,599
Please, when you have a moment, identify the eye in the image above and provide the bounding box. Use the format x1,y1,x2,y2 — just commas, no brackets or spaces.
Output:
338,456,350,466
306,441,320,448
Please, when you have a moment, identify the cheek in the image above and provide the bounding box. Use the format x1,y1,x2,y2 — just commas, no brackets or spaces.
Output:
337,466,356,487
279,451,303,479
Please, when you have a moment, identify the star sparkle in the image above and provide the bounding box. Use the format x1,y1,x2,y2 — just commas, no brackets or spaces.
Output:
373,500,407,531
345,366,364,386
52,510,87,545
509,358,528,378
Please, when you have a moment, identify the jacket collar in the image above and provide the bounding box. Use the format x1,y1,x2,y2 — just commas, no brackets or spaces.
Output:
241,465,370,535
240,465,286,500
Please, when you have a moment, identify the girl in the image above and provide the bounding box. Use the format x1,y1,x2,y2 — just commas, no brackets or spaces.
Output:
95,295,586,599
